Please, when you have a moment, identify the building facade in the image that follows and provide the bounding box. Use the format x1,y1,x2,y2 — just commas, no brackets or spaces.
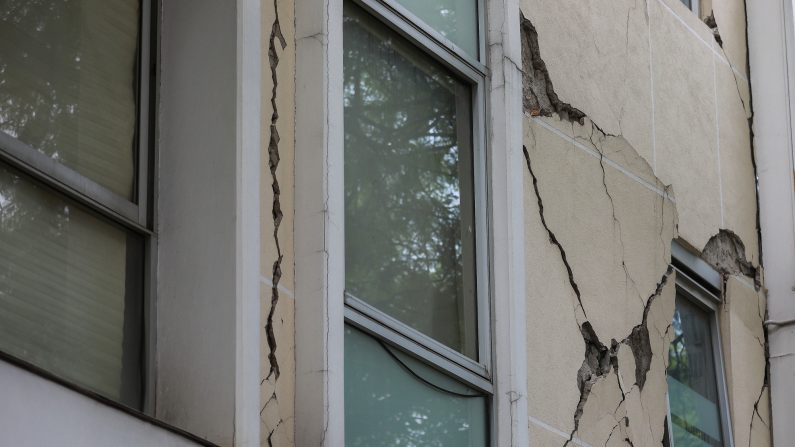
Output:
0,0,794,446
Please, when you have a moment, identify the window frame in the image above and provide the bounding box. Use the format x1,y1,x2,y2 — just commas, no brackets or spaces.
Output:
667,266,735,447
293,0,529,440
0,0,156,411
342,0,493,395
0,0,154,233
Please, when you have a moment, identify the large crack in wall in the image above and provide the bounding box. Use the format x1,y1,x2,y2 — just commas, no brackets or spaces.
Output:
262,0,287,443
521,13,678,445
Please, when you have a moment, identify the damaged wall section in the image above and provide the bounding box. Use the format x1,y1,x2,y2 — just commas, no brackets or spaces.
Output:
260,0,297,444
520,0,768,444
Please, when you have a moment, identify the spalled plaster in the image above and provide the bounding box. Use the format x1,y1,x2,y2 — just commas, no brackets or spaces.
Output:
260,0,296,444
520,1,768,443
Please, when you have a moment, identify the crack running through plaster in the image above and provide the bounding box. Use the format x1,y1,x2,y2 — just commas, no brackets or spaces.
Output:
520,14,586,124
520,13,680,444
525,140,674,446
265,0,287,383
262,0,287,443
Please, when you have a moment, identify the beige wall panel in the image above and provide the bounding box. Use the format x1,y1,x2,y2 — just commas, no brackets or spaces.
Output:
261,0,296,444
652,0,721,251
523,115,677,444
523,122,585,436
716,58,759,264
519,0,654,162
658,0,716,44
712,0,748,80
722,276,770,447
525,116,674,342
260,292,296,447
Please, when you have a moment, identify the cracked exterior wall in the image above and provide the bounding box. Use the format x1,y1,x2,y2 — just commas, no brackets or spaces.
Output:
261,0,296,444
520,0,769,445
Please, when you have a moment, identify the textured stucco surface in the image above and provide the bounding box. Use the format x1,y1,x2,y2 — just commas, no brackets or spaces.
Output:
260,0,296,443
262,0,769,444
520,0,769,445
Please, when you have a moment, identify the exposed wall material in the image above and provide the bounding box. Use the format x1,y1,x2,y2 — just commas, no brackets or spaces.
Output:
260,0,296,443
520,0,769,444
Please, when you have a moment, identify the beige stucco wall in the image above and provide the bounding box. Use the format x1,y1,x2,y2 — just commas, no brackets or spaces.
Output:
261,0,296,444
258,0,771,444
521,0,769,445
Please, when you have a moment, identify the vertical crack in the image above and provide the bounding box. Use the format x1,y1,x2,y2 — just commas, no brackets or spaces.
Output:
265,0,287,382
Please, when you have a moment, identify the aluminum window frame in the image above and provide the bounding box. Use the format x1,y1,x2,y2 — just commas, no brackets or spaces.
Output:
342,0,494,425
667,267,735,447
0,0,154,233
0,0,156,411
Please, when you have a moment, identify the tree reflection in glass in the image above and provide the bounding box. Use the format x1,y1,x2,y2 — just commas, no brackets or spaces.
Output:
0,0,140,199
667,295,724,447
345,326,488,447
343,2,478,359
0,164,142,407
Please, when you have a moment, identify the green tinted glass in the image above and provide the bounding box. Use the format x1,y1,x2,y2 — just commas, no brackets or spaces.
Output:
345,326,488,446
667,296,724,447
394,0,478,56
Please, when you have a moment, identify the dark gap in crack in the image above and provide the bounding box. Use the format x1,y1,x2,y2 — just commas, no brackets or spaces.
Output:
741,0,764,270
704,12,723,48
523,145,587,317
265,0,288,382
623,265,674,391
520,13,586,123
524,142,676,445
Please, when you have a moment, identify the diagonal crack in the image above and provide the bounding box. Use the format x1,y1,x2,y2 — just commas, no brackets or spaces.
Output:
523,145,587,318
265,0,288,382
526,141,675,446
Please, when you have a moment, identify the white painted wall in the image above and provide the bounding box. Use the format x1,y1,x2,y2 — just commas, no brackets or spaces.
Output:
157,0,238,444
747,0,795,444
0,361,203,447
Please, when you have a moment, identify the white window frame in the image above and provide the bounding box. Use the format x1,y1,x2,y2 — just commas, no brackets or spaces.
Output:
293,0,529,442
666,265,734,447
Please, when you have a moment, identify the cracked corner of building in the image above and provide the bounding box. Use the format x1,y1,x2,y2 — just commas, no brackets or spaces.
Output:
520,0,768,444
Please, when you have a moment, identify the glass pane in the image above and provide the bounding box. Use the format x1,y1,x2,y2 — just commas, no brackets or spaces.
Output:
345,326,488,447
667,295,725,447
343,3,478,359
0,163,142,408
394,0,477,57
0,0,141,199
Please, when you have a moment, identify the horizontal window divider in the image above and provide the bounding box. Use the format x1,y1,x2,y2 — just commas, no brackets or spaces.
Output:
353,0,488,81
674,267,722,309
344,295,493,393
0,133,149,233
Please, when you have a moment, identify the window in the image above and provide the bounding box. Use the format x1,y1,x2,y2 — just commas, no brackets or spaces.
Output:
666,269,733,447
342,0,489,444
679,0,700,15
0,0,152,410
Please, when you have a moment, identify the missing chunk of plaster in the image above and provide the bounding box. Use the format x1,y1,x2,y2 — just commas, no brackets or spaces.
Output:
520,14,586,123
265,0,288,382
704,12,723,47
701,229,757,281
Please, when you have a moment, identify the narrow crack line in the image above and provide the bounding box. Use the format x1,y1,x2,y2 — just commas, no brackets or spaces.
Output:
265,0,288,382
523,145,587,318
586,125,642,305
741,0,764,267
